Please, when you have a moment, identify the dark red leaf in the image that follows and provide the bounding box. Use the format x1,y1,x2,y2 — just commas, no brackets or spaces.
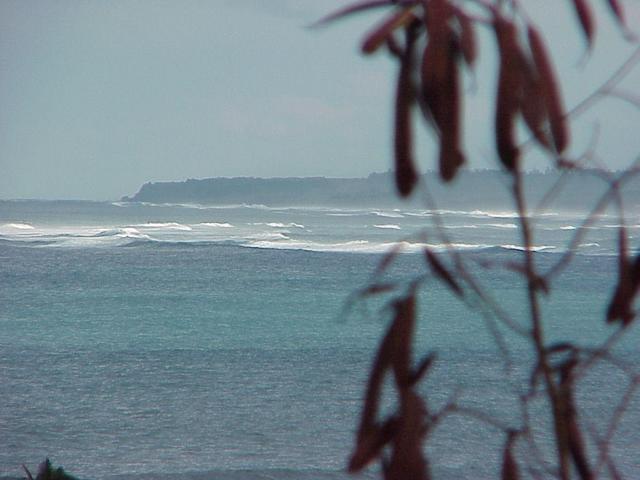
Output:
312,0,395,27
394,27,418,196
501,432,520,480
425,249,463,296
361,8,416,54
607,0,626,28
571,0,596,47
494,16,523,170
386,392,430,480
455,8,477,68
527,25,569,153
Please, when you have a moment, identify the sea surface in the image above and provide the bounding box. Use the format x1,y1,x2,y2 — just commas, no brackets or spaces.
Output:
1,200,639,479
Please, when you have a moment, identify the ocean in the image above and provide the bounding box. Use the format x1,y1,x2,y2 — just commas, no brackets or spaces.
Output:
1,200,638,479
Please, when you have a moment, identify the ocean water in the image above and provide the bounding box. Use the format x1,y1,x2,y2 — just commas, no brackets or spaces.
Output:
1,200,639,479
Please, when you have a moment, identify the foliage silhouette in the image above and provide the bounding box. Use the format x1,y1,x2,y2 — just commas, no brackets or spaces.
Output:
319,1,639,479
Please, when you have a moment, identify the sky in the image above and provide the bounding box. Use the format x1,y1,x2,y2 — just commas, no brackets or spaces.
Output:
0,0,639,200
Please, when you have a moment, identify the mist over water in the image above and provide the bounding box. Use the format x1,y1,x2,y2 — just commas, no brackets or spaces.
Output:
1,200,638,479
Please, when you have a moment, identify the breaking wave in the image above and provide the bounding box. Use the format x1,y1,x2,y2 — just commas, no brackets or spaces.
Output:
373,224,401,230
1,223,35,230
197,223,234,228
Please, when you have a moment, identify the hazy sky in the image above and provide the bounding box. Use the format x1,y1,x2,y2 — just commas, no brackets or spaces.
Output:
1,1,639,200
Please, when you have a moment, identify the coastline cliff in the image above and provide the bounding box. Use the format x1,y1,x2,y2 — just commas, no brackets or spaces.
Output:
123,170,640,212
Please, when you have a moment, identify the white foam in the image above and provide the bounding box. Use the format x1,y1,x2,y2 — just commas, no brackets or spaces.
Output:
471,210,519,219
274,222,304,229
486,223,518,229
246,239,386,253
500,244,556,252
2,223,35,230
372,211,404,218
133,222,192,231
198,222,234,228
403,211,433,218
247,232,290,241
373,224,401,230
560,225,577,230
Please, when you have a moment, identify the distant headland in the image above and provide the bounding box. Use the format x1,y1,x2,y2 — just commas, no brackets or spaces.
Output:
122,170,640,212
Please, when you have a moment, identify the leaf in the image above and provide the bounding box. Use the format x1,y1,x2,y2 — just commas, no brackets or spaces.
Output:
394,27,419,196
455,8,477,68
424,0,452,83
348,417,398,472
571,0,596,47
372,242,404,277
494,16,523,170
410,352,436,385
501,432,520,480
425,249,463,296
419,0,452,124
606,0,626,28
390,293,416,389
360,283,398,297
311,0,394,27
420,3,465,181
361,8,416,54
22,465,34,480
527,24,569,153
568,417,593,480
438,38,465,182
606,227,637,325
519,61,553,150
386,392,430,480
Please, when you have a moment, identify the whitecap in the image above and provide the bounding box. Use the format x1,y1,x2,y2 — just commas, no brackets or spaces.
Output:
471,210,519,219
260,222,305,229
486,223,518,229
373,224,401,230
247,232,290,241
2,223,35,230
404,211,433,218
372,211,404,218
132,222,192,231
500,244,556,252
198,222,234,228
560,225,577,230
246,239,386,253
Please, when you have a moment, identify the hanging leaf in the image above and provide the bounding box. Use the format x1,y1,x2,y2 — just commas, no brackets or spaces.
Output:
361,8,417,54
419,0,452,126
519,60,553,150
348,417,398,472
494,16,523,170
501,432,520,480
424,0,452,83
568,417,593,480
394,27,419,196
425,249,463,296
312,0,395,27
571,0,596,47
606,227,637,325
390,293,416,389
455,9,477,68
438,38,465,181
386,392,430,480
527,25,569,153
356,316,396,444
606,0,626,28
409,352,437,385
